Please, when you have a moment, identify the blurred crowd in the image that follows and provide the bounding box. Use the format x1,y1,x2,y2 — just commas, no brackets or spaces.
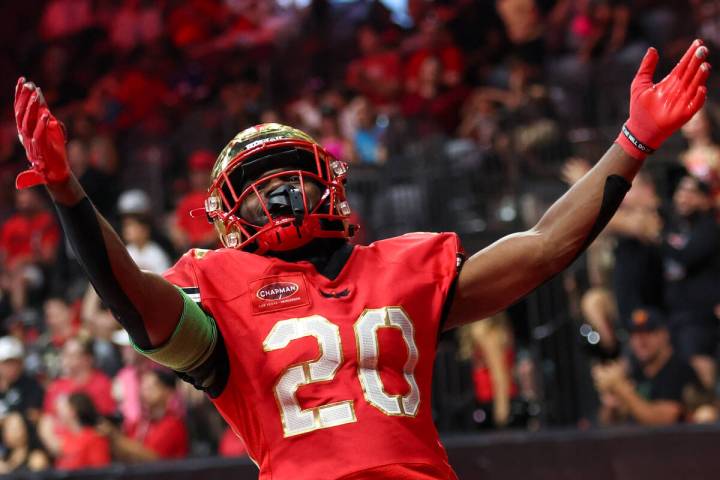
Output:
0,0,719,474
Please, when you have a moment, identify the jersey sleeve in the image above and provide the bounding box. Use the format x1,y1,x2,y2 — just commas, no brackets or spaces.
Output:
154,249,229,398
377,232,464,329
163,249,203,300
393,232,464,290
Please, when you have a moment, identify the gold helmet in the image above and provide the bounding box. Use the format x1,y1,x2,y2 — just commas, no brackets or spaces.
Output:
205,123,356,253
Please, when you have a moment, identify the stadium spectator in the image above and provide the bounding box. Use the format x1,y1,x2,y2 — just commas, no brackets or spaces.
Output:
456,89,502,153
495,0,545,65
546,0,646,125
104,368,189,462
457,313,518,428
0,412,50,473
593,308,700,426
346,97,388,166
38,392,111,470
80,288,122,377
345,24,402,107
166,0,224,50
66,138,119,219
403,13,463,93
111,330,152,433
596,170,664,328
662,175,720,389
0,189,59,313
318,108,351,162
39,0,94,41
401,55,469,135
679,107,720,205
118,190,172,275
0,336,44,423
104,0,164,53
28,296,77,379
43,336,116,418
170,150,217,252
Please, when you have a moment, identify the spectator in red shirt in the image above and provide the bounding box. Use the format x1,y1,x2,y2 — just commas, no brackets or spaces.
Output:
0,189,59,313
345,24,402,107
38,392,111,470
43,336,116,418
170,150,217,252
403,14,464,95
105,368,188,462
0,189,59,269
401,54,469,135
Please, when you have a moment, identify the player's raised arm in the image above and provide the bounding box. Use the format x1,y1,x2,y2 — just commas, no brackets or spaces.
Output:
446,40,711,329
12,78,183,349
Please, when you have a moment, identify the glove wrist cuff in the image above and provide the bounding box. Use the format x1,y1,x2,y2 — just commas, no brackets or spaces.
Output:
616,123,654,160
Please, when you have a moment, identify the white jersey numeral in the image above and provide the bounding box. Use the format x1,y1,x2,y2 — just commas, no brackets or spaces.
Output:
262,308,419,437
263,315,355,437
355,307,420,416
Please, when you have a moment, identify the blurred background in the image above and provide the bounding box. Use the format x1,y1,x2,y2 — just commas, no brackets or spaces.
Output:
1,0,720,478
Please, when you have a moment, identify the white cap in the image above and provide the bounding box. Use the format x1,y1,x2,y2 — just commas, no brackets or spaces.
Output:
118,189,151,215
0,336,24,362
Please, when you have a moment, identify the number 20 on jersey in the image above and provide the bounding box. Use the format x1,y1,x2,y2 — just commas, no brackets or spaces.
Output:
263,307,420,437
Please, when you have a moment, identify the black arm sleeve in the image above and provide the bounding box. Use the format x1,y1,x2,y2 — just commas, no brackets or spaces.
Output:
55,197,152,348
579,174,632,252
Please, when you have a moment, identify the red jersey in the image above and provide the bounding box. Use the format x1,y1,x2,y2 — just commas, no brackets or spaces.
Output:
164,233,462,480
55,427,111,470
0,212,59,268
127,413,189,459
44,370,116,416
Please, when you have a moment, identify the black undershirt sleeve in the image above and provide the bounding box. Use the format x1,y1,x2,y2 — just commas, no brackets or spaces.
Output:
54,197,152,348
578,174,632,253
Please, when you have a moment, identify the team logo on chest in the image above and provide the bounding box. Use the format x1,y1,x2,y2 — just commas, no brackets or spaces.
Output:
250,274,310,315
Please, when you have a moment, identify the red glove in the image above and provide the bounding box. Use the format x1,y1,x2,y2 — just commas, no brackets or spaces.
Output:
617,39,711,160
14,77,71,189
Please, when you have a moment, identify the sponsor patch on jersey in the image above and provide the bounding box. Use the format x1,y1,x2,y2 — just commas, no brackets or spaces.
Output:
249,274,310,315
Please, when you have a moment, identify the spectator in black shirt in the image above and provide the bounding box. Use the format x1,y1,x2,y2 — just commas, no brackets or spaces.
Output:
662,174,720,389
0,336,43,423
593,308,699,426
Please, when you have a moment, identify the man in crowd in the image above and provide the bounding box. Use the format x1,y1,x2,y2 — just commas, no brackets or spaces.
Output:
43,336,115,418
28,296,76,379
593,307,700,425
662,174,720,389
170,150,218,252
0,335,44,422
0,189,59,313
102,368,188,462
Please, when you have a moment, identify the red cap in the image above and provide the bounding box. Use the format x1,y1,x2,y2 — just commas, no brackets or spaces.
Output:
189,150,215,171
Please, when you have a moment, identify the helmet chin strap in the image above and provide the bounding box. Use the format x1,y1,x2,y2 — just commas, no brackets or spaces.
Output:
266,184,306,226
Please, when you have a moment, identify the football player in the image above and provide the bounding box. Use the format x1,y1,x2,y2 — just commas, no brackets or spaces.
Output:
12,40,711,479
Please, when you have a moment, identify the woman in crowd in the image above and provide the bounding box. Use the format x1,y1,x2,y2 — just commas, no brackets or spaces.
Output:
38,392,111,470
0,412,50,473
